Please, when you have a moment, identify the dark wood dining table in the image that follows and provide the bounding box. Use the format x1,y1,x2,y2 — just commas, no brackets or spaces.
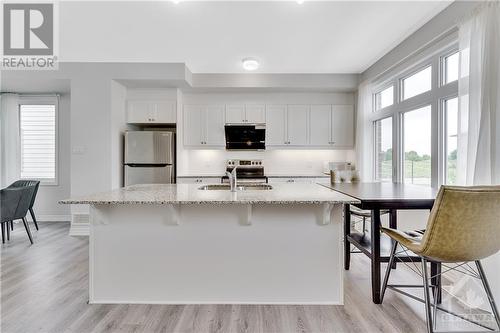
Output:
321,182,439,304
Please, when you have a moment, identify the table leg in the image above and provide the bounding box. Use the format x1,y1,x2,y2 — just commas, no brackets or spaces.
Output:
389,209,397,269
371,208,382,304
431,262,442,304
344,204,351,270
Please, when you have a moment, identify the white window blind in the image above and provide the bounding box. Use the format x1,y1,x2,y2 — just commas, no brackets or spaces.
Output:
20,104,57,183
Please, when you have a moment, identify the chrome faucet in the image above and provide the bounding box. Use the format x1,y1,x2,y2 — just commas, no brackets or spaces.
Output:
225,167,238,192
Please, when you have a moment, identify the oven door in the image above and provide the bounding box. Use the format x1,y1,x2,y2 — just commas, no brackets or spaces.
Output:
225,125,265,150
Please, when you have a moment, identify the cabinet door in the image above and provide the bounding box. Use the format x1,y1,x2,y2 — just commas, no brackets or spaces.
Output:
183,105,204,146
309,105,332,146
331,105,354,148
204,105,225,146
266,105,287,146
153,101,176,123
177,177,220,184
225,105,245,123
245,105,266,123
127,101,152,123
286,105,309,145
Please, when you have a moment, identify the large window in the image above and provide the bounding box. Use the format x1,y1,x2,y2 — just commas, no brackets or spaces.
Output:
403,106,432,186
375,117,392,182
20,103,57,184
372,45,459,187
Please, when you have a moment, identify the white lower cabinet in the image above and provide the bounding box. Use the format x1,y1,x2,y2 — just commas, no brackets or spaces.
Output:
177,177,221,184
268,177,317,184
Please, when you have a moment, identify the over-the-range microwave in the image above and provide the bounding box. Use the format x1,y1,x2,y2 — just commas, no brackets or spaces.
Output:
224,124,265,150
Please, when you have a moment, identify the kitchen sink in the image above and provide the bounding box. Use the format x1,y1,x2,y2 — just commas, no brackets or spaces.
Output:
198,184,273,191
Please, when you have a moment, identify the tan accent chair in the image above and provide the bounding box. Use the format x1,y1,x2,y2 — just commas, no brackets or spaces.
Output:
380,186,500,333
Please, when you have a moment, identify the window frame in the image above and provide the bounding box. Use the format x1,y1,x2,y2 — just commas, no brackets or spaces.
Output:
439,93,459,185
373,84,395,112
373,115,394,182
440,50,459,87
18,96,59,186
370,43,459,187
400,63,433,102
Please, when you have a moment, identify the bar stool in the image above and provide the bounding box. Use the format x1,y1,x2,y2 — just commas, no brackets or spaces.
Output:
380,185,500,333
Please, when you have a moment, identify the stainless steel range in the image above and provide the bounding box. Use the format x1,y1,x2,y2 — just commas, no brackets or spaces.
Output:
221,159,268,183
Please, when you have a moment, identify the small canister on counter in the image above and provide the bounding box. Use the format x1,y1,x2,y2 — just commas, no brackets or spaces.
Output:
330,170,336,184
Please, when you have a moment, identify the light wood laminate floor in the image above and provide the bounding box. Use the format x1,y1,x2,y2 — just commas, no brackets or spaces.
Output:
0,222,489,332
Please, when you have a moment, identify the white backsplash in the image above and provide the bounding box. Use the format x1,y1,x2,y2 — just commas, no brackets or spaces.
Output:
178,149,356,176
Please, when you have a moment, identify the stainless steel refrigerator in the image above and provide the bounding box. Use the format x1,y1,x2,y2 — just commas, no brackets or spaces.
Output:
124,131,175,186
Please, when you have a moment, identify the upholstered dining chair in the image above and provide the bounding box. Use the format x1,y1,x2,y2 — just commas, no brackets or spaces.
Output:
8,180,40,230
380,186,500,333
0,185,37,244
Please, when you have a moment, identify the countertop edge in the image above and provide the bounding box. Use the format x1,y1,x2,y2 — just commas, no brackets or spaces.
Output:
59,200,359,205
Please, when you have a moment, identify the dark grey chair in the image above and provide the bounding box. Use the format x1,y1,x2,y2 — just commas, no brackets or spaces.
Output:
8,180,40,230
0,185,36,244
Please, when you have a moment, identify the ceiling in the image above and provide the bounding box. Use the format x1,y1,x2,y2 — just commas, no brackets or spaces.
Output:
62,1,451,74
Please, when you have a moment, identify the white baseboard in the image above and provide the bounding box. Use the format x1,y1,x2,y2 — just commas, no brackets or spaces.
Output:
26,215,71,222
69,213,90,237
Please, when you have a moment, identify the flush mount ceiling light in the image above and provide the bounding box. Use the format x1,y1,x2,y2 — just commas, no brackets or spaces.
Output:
171,0,181,4
242,58,259,71
296,0,305,4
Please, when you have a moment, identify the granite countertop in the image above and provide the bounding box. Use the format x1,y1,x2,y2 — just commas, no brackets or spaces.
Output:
60,183,358,205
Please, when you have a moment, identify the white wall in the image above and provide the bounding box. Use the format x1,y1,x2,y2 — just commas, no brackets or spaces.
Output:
110,81,128,189
178,92,356,176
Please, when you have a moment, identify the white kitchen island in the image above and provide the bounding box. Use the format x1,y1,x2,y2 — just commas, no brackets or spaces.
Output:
61,183,358,305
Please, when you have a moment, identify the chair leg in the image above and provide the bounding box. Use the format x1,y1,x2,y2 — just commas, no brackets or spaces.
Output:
29,208,39,230
380,240,398,303
475,260,500,330
421,258,434,333
1,223,5,244
6,222,10,241
22,217,33,245
10,220,14,231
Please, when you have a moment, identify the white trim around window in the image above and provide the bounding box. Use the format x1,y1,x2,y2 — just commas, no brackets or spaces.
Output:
370,42,459,188
18,95,59,186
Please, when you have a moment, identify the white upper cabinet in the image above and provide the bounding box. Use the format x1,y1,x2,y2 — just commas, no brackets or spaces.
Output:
286,105,309,145
183,105,204,146
265,105,287,146
127,100,176,124
266,105,309,147
183,105,225,148
153,101,177,123
225,104,265,124
245,105,266,123
310,105,332,145
225,105,246,123
331,105,354,148
205,105,225,145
